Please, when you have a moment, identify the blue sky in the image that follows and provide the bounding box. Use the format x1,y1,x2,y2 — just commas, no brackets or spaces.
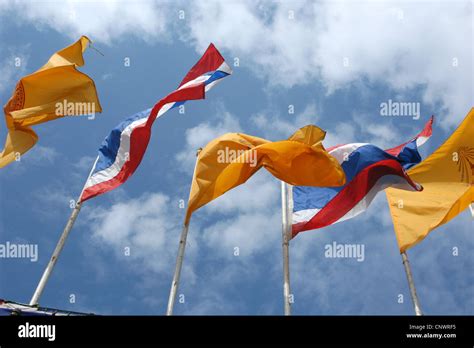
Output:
0,0,472,315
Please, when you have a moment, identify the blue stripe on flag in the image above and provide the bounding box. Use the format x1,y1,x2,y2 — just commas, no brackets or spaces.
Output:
93,108,151,173
293,143,421,212
205,70,230,85
91,70,229,176
396,140,421,170
167,71,229,112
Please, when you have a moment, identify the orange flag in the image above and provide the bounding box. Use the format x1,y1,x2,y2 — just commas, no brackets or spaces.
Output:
185,125,346,224
1,36,102,168
386,108,474,252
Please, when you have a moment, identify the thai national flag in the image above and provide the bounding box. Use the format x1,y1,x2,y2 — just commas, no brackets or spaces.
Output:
292,117,433,237
80,44,232,202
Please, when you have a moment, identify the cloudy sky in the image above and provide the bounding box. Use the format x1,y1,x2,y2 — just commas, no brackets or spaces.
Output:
0,0,472,315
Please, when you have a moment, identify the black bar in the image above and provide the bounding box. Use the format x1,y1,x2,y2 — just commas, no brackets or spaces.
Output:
1,316,472,346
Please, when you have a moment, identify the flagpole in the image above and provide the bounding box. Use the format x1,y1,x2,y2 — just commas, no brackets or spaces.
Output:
29,156,99,306
29,202,82,305
166,149,201,316
280,181,292,315
401,251,423,316
166,222,190,315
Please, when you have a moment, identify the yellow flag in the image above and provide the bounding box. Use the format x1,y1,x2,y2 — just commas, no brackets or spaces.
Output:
185,125,346,224
0,36,102,168
386,108,474,252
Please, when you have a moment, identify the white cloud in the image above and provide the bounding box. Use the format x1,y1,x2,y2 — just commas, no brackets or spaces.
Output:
203,171,279,215
27,144,59,164
251,103,320,139
86,192,199,284
204,210,280,258
3,144,60,176
32,185,72,220
186,0,472,129
201,171,281,258
0,48,28,94
324,122,358,148
250,104,405,149
73,155,96,172
2,0,171,44
176,110,242,171
2,1,470,129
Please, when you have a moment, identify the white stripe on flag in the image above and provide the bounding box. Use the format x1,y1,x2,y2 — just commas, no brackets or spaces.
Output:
83,116,149,190
292,208,321,224
329,143,369,163
292,174,419,228
82,71,222,191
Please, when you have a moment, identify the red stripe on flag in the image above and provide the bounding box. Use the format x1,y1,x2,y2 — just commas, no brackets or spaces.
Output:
80,84,205,202
385,116,433,156
291,159,420,237
178,43,225,88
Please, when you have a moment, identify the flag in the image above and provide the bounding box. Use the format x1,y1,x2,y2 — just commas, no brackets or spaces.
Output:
80,44,232,202
386,108,474,252
185,125,346,224
292,117,433,237
0,36,102,168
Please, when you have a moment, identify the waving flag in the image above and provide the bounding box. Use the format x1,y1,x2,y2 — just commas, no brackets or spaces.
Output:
185,125,346,224
292,117,433,237
80,44,232,202
0,36,102,168
386,108,473,252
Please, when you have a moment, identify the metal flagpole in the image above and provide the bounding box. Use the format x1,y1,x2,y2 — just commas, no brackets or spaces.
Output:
401,251,423,316
166,222,190,315
469,203,474,217
166,149,201,316
29,156,99,306
280,181,292,315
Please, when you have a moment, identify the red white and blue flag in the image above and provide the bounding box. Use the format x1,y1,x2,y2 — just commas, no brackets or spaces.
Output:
80,44,232,202
292,117,433,237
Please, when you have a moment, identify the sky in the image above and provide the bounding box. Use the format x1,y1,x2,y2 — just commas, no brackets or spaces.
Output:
0,0,472,315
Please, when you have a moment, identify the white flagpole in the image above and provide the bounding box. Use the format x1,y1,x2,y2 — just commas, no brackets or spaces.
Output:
166,222,190,315
469,203,474,217
166,149,201,316
29,156,99,306
401,251,423,316
280,181,292,315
